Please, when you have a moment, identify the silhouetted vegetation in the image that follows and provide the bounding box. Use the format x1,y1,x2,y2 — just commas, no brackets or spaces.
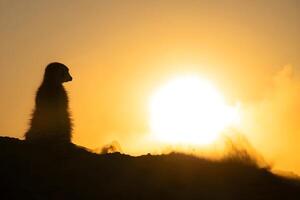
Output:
0,137,299,199
100,140,122,154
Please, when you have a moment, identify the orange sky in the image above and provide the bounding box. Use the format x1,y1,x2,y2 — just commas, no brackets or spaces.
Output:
1,0,300,174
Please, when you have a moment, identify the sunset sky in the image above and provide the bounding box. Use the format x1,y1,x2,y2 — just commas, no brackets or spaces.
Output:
1,0,300,174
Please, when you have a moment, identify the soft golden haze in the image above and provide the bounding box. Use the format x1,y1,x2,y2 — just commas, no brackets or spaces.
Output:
1,0,300,174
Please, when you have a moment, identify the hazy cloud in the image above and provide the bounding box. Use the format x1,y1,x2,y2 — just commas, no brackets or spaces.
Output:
241,65,300,173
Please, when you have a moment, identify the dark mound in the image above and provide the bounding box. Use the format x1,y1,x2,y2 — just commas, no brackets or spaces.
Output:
0,137,299,199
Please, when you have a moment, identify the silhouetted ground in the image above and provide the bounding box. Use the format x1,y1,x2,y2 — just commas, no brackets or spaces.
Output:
0,137,299,199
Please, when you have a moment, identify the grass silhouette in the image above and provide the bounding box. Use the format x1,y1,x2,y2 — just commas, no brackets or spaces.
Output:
0,136,299,199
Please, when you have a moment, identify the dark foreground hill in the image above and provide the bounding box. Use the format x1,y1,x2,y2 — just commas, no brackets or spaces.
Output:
0,137,299,200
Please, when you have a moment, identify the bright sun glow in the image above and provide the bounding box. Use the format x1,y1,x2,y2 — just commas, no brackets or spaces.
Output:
149,75,239,145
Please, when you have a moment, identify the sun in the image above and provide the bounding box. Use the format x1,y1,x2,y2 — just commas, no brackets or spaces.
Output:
149,75,239,145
